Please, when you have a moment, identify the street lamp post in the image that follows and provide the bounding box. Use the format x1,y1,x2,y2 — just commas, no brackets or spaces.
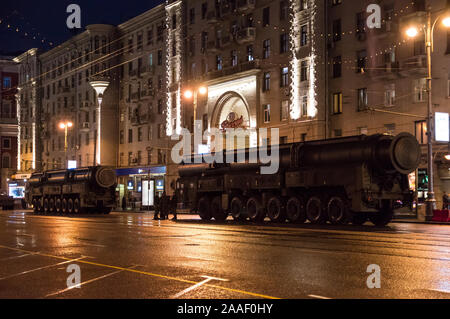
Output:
89,80,110,166
406,7,450,220
183,86,208,154
59,121,73,168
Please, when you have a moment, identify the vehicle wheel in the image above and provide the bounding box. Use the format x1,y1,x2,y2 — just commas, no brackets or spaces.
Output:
230,197,246,221
306,196,327,224
247,197,265,222
267,196,286,223
327,196,349,225
197,196,212,221
36,199,43,214
67,198,74,214
211,196,227,221
32,199,37,213
352,213,367,226
49,198,55,214
55,198,62,214
73,198,81,214
61,198,68,214
369,200,394,227
286,196,307,223
43,198,50,214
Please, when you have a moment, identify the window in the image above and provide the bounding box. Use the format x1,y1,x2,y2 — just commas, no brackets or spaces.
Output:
415,120,428,144
202,3,207,19
300,0,308,10
120,130,124,144
190,8,195,24
333,56,342,78
247,45,254,61
333,20,342,42
332,93,343,114
263,72,271,91
2,154,11,169
357,88,368,111
138,127,143,142
300,61,308,82
334,129,342,137
413,78,426,102
128,129,133,143
3,77,11,89
263,7,270,26
301,96,308,116
280,1,289,21
280,33,288,53
359,127,368,135
216,55,223,70
300,25,308,46
280,67,289,87
385,84,396,106
356,50,367,73
263,39,271,59
157,50,162,65
231,50,238,67
263,104,271,123
280,100,289,121
3,138,11,149
384,123,396,135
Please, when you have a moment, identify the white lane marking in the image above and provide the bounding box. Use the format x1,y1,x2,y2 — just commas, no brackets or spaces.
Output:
171,275,229,299
0,257,86,281
308,294,332,299
185,256,216,262
0,253,32,261
44,265,137,297
427,289,450,294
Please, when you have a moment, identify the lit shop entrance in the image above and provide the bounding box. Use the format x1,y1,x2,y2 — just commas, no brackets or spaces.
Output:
115,166,166,211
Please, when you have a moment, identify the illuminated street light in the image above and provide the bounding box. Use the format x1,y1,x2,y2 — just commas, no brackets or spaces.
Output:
89,79,110,166
405,7,450,220
58,121,73,152
183,85,208,128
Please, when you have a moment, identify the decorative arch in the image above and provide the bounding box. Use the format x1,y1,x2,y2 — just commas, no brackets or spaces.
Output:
211,91,251,129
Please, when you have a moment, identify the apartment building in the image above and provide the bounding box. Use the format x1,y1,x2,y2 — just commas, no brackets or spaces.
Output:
179,0,326,151
0,56,18,193
39,24,118,170
326,0,450,213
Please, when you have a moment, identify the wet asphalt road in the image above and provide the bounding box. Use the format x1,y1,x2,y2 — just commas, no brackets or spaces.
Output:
0,210,449,299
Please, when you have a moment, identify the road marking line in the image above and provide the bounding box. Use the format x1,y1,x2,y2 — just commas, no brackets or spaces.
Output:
308,294,332,299
0,253,32,261
171,276,229,299
427,289,450,294
0,244,279,299
0,257,86,281
44,265,137,298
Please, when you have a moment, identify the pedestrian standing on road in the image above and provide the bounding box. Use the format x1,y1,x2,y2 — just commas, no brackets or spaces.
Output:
170,195,178,220
160,191,168,220
153,193,161,220
122,196,127,211
443,191,449,210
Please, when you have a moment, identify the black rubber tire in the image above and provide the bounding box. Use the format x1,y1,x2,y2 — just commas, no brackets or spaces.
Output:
327,196,349,225
43,198,49,214
67,198,74,214
73,198,81,214
49,198,55,214
55,198,62,214
247,197,265,222
267,196,286,223
286,196,307,223
197,196,212,221
211,196,227,221
369,201,394,227
230,197,246,221
306,196,327,224
352,213,367,225
61,198,68,214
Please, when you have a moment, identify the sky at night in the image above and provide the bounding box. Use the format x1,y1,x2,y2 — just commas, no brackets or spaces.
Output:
0,0,164,56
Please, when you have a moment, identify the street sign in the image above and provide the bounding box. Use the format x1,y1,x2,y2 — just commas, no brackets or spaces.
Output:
435,112,449,142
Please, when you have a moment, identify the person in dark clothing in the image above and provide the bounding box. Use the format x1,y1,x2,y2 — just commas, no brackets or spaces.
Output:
443,192,449,210
160,191,169,220
121,196,127,211
153,194,161,220
170,195,178,220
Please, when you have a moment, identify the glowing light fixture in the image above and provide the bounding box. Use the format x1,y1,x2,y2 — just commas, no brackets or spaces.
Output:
198,86,207,95
89,80,110,166
406,27,419,38
183,90,193,99
443,16,450,28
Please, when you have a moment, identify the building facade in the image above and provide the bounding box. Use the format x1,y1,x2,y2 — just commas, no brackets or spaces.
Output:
325,0,450,214
0,56,18,194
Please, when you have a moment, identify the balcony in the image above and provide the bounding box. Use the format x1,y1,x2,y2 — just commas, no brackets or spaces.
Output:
131,92,141,102
80,101,91,111
0,117,18,125
399,55,427,77
129,69,138,79
370,61,400,81
207,40,221,53
237,0,255,12
80,122,90,132
140,65,155,75
205,59,260,81
207,11,221,24
236,27,256,44
131,113,149,126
